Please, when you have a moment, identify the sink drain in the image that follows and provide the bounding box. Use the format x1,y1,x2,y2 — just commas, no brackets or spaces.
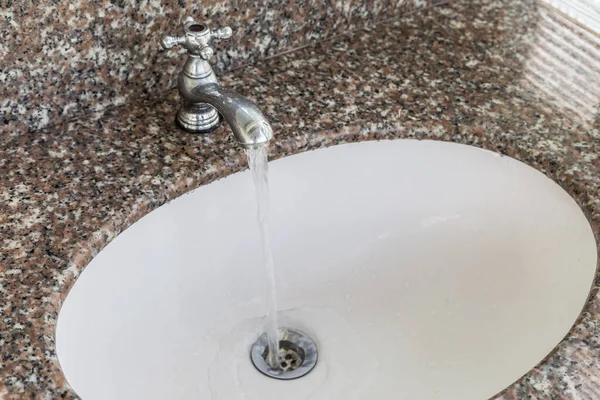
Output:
250,328,318,380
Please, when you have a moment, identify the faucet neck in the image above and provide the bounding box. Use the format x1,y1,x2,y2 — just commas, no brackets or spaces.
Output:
182,55,215,80
175,55,221,134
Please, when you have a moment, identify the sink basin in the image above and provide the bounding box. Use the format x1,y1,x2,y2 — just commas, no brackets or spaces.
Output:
56,140,597,400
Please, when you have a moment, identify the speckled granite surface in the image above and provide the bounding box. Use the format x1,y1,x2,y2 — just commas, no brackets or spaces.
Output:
0,0,444,138
1,0,600,398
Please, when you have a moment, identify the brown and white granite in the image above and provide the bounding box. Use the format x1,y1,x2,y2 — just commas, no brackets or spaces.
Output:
0,0,445,139
1,0,600,398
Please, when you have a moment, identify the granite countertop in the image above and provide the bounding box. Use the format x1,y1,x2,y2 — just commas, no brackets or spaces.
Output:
1,0,600,398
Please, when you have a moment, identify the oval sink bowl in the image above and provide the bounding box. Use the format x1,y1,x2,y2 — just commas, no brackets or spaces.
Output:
56,140,597,400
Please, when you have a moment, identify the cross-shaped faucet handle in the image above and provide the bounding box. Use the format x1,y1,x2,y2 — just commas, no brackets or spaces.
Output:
161,16,232,60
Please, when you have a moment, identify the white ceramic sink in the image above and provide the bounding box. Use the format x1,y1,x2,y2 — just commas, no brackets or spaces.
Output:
56,140,597,400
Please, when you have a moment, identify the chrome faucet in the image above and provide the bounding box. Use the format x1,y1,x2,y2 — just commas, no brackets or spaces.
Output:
161,17,273,149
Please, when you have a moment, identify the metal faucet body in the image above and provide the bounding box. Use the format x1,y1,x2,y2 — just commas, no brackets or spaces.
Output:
161,18,273,149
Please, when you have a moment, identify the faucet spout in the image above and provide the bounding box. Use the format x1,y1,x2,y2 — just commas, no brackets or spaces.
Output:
187,84,274,149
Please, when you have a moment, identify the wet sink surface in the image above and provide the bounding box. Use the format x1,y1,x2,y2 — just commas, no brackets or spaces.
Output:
56,140,597,400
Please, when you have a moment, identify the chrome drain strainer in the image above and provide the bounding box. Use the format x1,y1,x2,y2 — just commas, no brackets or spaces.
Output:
250,328,318,380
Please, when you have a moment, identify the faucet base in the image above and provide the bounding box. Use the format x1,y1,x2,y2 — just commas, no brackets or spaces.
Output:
176,102,222,133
